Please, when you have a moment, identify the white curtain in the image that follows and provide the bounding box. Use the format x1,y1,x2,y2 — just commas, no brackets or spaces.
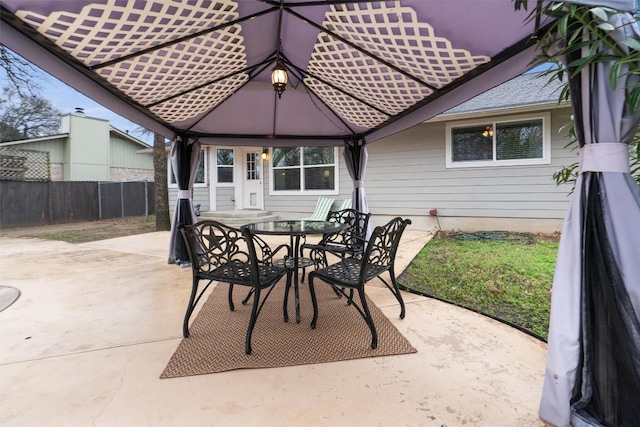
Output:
539,11,640,427
343,138,372,236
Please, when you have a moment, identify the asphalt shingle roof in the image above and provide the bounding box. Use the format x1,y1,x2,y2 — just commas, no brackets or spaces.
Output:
443,72,566,115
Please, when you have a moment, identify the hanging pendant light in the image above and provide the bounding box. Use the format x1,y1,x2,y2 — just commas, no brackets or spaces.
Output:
272,2,287,100
271,60,288,99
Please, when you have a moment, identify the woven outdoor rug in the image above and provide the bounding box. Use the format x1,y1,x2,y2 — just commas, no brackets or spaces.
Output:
161,280,416,378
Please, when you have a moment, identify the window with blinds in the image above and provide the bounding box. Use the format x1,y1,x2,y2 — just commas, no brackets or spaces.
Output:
446,113,550,168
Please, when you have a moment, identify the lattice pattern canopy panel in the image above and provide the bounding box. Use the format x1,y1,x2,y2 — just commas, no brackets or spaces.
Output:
149,74,248,122
304,77,390,129
16,0,249,123
305,1,490,128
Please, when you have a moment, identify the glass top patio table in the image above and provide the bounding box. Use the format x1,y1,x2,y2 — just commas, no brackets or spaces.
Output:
245,220,347,323
244,220,345,236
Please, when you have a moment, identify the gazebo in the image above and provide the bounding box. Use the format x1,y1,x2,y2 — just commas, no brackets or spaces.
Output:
1,1,638,426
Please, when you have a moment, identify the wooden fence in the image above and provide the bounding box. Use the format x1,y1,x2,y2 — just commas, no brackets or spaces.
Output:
0,181,155,229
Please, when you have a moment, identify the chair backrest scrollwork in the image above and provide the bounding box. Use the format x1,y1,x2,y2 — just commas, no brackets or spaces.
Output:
181,221,249,274
324,208,371,249
361,217,411,277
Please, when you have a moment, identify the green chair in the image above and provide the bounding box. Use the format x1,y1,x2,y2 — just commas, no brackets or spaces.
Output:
337,198,352,211
300,197,335,221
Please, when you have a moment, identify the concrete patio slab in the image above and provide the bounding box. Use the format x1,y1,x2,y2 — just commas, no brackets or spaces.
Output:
0,229,547,427
0,286,20,312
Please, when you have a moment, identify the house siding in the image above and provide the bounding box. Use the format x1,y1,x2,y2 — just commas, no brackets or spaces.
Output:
263,107,574,231
168,187,210,212
9,138,67,163
263,147,352,218
3,138,67,181
167,107,576,233
64,114,110,181
216,187,235,211
110,136,153,169
108,136,153,181
360,107,574,230
3,115,153,182
193,188,209,211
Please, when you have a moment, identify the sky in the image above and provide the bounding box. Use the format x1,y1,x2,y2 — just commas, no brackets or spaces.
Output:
0,50,154,145
40,72,154,145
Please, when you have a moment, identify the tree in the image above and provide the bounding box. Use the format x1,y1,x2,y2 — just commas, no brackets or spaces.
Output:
0,45,42,97
0,87,61,142
153,132,171,231
1,47,59,142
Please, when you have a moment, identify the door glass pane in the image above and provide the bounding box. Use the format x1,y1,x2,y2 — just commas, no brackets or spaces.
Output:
246,152,260,180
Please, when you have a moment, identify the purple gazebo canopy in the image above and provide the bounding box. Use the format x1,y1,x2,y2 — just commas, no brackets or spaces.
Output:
1,0,548,145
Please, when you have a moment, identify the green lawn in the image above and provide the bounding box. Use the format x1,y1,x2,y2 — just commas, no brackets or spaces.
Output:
399,231,558,340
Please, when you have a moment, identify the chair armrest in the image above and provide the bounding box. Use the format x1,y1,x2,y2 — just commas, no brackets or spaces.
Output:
302,241,349,254
270,243,292,261
251,233,292,265
303,234,367,254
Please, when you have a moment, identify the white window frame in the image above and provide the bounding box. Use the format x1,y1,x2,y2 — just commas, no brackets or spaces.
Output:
269,146,340,196
215,147,235,187
445,112,551,168
168,148,208,188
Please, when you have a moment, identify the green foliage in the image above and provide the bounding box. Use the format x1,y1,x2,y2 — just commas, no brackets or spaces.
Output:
632,137,640,176
401,232,557,339
517,1,640,188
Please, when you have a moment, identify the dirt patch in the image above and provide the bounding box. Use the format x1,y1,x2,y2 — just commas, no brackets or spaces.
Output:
438,230,560,244
0,215,158,243
533,231,561,243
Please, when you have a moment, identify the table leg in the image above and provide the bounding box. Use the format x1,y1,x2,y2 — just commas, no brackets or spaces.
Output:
282,232,301,323
293,234,301,323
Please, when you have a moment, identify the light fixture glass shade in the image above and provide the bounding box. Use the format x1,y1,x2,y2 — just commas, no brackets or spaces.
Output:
482,126,494,137
271,62,288,99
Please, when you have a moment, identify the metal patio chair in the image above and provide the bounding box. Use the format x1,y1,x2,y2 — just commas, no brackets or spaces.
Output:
180,220,291,355
302,208,371,266
308,217,411,349
302,208,372,300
